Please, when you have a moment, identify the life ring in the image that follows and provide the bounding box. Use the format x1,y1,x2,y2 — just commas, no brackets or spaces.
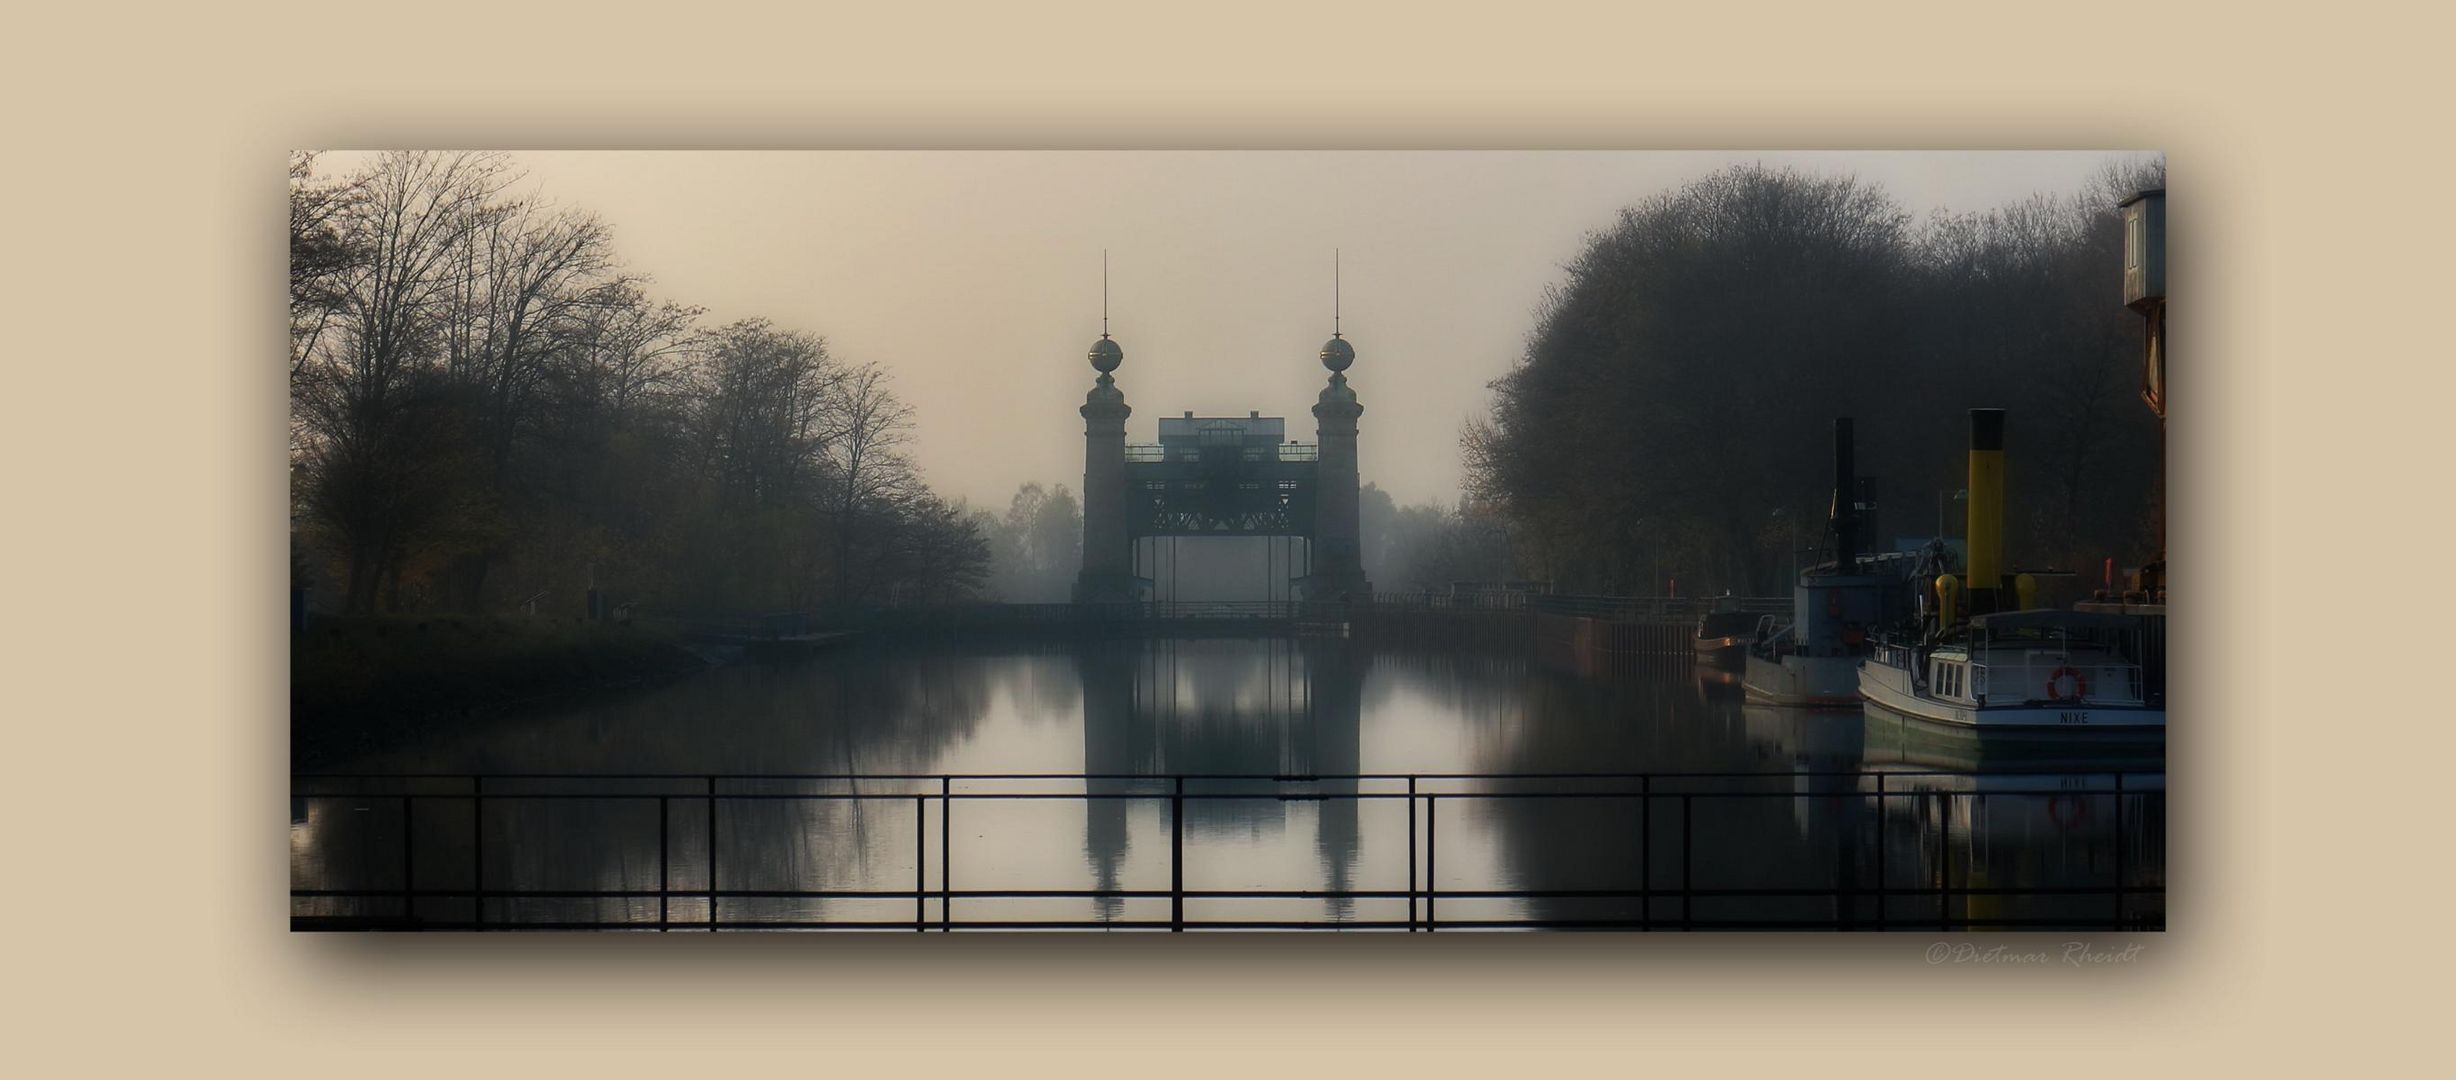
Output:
2045,665,2089,703
2047,794,2090,830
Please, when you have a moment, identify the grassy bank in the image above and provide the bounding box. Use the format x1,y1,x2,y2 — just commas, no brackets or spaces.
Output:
291,615,708,766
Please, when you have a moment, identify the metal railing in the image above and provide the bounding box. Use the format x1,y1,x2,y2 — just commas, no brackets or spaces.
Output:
1358,590,1533,612
291,770,2165,932
1967,623,2150,707
1527,594,1791,622
666,594,1801,638
1123,444,1319,463
872,601,1308,623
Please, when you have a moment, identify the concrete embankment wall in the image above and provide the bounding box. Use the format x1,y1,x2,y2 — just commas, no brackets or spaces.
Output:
1347,607,1534,651
1531,611,1696,678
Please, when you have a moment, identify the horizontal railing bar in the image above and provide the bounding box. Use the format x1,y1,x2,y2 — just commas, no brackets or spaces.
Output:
291,917,2155,932
296,885,2163,900
293,788,2160,802
296,769,2165,780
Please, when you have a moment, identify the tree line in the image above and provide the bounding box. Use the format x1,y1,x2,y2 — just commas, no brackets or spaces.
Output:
1465,159,2167,597
289,151,987,618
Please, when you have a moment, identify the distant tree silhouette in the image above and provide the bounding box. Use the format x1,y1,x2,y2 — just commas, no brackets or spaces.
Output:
289,152,988,617
1469,160,2165,596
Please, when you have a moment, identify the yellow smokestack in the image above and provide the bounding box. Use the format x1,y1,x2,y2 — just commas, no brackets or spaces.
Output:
1967,409,2005,614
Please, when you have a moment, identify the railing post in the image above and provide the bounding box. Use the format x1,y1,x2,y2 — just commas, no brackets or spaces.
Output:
1406,776,1418,932
1639,775,1651,931
1937,791,1951,932
400,794,414,926
706,776,718,932
941,776,953,932
1681,792,1693,931
1171,776,1185,931
1874,774,1886,931
658,795,669,932
1425,795,1437,932
471,777,484,931
915,795,927,932
2112,773,2127,929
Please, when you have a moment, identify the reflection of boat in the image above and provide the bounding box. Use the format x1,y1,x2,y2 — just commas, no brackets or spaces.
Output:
1860,703,2165,932
1743,419,1915,707
1738,704,1870,833
1862,611,2164,728
1692,661,1744,698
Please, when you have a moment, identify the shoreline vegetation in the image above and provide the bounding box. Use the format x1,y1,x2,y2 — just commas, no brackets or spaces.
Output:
290,615,708,767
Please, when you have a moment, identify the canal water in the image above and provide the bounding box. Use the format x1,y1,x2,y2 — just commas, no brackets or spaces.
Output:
291,638,2166,930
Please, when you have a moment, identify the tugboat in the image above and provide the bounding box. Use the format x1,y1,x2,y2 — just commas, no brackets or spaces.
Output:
1859,409,2165,730
1742,419,1916,707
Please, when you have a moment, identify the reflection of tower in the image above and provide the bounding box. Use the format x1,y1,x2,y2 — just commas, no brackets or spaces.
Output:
1075,643,1149,921
1071,638,1369,924
1305,640,1365,920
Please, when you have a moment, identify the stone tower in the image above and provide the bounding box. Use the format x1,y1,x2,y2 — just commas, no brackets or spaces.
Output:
1072,333,1140,603
1305,333,1370,601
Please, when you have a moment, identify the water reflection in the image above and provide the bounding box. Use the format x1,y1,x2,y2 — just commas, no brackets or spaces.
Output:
293,638,2164,930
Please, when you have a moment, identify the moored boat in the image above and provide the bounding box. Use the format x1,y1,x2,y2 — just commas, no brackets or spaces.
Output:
1742,418,1915,707
1861,610,2164,728
1858,408,2166,730
1692,598,1756,667
1742,571,1899,707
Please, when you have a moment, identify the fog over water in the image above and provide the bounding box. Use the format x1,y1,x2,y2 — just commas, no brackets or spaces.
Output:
308,150,2148,509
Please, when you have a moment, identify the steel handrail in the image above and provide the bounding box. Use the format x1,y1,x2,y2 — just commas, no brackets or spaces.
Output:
292,769,2165,932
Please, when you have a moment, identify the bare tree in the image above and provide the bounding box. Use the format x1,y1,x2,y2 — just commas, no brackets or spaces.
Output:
433,196,629,607
822,360,917,604
288,152,364,384
294,151,516,613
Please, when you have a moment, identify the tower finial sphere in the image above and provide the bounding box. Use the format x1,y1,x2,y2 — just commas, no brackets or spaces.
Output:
1089,335,1123,372
1320,334,1354,372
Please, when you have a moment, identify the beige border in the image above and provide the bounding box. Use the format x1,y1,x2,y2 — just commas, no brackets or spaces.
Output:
10,0,2448,1072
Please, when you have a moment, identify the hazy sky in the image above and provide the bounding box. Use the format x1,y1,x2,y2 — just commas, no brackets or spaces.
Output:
320,150,2149,510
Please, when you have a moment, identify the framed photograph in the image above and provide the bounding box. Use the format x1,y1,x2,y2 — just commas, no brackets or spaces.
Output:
288,150,2168,933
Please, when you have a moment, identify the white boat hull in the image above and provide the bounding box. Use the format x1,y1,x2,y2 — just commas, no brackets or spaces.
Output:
1859,655,2164,729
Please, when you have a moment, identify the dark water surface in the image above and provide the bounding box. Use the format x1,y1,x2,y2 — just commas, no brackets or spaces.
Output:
291,639,2165,930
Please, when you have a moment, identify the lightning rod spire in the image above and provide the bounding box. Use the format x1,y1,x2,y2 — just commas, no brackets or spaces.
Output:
1333,248,1342,337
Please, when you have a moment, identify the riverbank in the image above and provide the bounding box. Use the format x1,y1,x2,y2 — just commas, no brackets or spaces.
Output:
291,615,708,766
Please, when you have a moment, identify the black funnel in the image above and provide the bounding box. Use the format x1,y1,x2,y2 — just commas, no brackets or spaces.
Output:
1829,418,1859,569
